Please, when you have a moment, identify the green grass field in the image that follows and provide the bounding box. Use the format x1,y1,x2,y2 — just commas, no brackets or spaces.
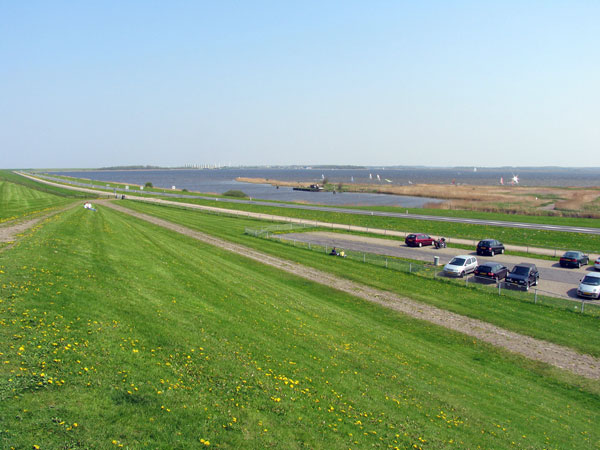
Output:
1,171,92,200
139,197,600,254
117,200,600,357
0,173,79,223
2,203,599,448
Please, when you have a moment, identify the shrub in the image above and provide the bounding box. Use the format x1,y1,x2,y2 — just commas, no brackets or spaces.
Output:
144,182,153,188
223,190,248,198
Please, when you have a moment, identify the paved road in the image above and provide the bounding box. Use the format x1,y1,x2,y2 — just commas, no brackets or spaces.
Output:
31,173,600,235
284,231,600,302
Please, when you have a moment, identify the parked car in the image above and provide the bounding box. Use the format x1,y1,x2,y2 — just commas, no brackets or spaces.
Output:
405,233,434,247
474,262,508,281
443,255,478,277
559,251,589,268
505,263,539,290
577,273,600,300
476,239,505,256
595,257,600,271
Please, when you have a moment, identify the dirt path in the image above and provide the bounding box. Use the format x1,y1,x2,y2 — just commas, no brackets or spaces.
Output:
101,200,600,380
0,205,76,250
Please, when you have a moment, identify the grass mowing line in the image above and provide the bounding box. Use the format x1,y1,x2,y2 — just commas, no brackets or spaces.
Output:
103,200,600,380
3,206,600,448
0,180,77,223
1,170,92,199
116,199,600,359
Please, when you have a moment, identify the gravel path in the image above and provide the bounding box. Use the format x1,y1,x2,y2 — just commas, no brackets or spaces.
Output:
0,206,76,250
102,200,600,380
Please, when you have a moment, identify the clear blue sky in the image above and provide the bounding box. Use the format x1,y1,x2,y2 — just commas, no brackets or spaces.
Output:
1,1,598,168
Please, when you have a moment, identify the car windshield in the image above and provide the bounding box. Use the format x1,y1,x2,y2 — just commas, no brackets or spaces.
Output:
479,241,492,246
511,266,530,275
582,276,600,286
478,265,492,272
563,252,579,258
450,258,466,266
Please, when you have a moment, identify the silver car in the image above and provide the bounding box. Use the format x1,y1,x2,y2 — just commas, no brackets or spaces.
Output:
444,255,478,278
577,273,600,300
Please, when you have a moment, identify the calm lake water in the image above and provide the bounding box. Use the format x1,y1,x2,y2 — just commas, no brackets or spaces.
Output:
46,167,600,208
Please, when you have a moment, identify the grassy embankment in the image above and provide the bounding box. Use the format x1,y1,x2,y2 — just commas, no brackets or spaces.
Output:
1,203,600,449
0,170,88,223
41,173,600,226
118,200,600,358
134,196,600,255
22,172,600,256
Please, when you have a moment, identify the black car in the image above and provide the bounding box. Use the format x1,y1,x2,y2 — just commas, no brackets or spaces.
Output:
559,251,589,268
505,263,539,290
476,239,505,256
474,262,508,282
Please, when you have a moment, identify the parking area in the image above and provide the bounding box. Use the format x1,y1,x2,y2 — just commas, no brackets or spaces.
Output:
283,231,600,303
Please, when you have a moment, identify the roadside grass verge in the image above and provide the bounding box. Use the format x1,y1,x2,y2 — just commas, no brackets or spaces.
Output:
118,200,600,358
132,196,600,254
1,205,600,449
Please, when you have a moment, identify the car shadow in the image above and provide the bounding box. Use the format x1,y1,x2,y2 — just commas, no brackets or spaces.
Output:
472,276,498,285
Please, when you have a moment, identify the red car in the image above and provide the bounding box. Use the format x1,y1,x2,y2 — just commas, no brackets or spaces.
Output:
405,233,434,247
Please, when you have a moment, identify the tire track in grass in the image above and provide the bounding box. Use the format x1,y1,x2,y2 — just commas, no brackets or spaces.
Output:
0,204,78,252
102,200,600,380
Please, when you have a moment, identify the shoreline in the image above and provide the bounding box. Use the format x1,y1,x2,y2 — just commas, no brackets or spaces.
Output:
236,177,600,217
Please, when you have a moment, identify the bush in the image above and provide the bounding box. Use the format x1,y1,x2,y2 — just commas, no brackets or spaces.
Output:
223,190,249,198
144,182,153,188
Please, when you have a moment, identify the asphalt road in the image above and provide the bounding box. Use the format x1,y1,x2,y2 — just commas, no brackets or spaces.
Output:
283,231,600,301
34,173,600,235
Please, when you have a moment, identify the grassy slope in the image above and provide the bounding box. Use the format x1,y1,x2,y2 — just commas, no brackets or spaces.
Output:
1,170,92,200
0,206,598,449
143,197,600,254
35,174,600,252
118,200,600,358
0,182,73,223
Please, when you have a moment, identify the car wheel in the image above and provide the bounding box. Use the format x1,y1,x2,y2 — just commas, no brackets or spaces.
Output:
525,284,529,291
577,262,581,268
501,248,504,254
418,242,422,247
460,271,465,278
490,250,494,256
